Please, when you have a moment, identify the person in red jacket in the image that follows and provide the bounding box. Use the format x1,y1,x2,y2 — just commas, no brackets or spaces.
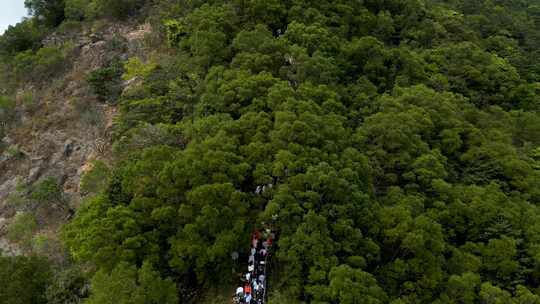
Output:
244,283,252,295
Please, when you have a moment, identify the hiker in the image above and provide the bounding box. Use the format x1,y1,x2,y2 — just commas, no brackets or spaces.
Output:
248,254,255,264
258,260,265,274
235,286,245,304
248,261,254,273
256,287,264,300
260,248,267,257
254,249,261,262
246,272,251,282
245,293,252,304
252,279,259,292
258,274,265,285
236,286,244,295
244,283,252,295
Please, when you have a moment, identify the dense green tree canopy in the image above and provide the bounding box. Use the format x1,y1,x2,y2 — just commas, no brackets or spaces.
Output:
1,0,540,303
0,255,51,304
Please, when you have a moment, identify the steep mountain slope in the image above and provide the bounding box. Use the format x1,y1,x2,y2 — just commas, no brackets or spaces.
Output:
0,22,150,256
1,1,540,304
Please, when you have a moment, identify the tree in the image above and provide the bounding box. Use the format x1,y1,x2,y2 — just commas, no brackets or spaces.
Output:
328,265,387,304
0,255,51,304
46,266,89,304
57,0,540,302
25,0,66,27
86,262,178,304
0,20,43,56
91,0,146,20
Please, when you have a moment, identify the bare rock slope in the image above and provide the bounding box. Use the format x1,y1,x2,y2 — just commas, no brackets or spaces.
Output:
0,23,151,256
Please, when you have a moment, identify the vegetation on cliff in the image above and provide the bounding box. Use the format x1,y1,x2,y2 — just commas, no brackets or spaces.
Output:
1,0,540,303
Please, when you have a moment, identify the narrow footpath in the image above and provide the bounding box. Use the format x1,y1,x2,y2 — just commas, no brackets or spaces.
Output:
233,229,275,304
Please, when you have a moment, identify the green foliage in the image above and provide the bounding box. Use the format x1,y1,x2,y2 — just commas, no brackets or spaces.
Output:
7,212,38,248
0,95,17,125
5,145,25,159
45,266,89,304
87,59,125,103
31,177,63,203
11,46,65,82
80,160,111,195
64,0,88,20
73,97,103,127
86,262,178,304
4,0,537,302
20,90,39,113
0,19,44,56
91,0,146,20
25,0,66,27
122,57,157,81
0,255,51,304
64,0,146,21
32,234,57,257
327,265,388,303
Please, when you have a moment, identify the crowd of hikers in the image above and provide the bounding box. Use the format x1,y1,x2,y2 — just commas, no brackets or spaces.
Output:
233,228,275,304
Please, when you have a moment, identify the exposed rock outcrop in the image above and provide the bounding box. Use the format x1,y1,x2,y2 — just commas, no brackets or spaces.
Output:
0,22,152,256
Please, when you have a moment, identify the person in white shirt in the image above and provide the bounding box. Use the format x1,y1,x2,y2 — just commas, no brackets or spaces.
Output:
235,286,244,303
236,286,244,295
253,280,259,291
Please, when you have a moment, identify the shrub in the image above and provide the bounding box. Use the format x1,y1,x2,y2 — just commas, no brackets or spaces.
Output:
32,234,51,255
7,212,38,248
11,50,35,81
46,266,89,304
31,177,63,203
34,46,65,77
73,97,103,127
64,0,87,21
6,180,30,208
80,160,110,195
32,234,64,260
5,145,25,159
64,0,146,21
56,19,83,34
92,0,146,20
19,90,39,114
0,255,51,304
0,95,17,125
12,46,65,82
104,34,128,53
25,0,66,28
122,57,157,80
0,19,44,56
87,59,125,103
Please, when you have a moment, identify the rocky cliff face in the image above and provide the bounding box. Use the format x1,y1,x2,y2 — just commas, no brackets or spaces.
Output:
0,22,151,256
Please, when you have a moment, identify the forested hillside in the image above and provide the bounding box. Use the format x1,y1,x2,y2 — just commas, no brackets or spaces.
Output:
1,0,540,303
